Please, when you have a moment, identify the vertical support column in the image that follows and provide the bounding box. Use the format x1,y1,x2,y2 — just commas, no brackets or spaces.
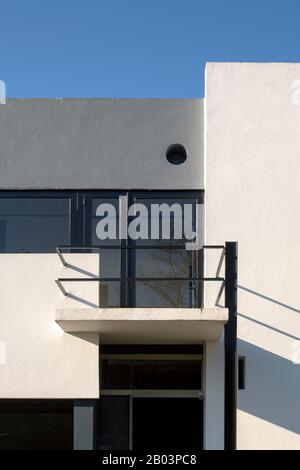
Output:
224,241,238,450
73,400,97,450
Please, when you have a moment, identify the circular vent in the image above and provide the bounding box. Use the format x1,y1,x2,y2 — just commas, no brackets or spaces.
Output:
166,144,187,165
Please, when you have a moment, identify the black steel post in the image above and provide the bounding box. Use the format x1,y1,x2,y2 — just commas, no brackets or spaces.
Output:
224,241,238,450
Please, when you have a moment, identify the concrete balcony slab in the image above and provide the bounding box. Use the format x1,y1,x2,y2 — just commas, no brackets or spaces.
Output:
55,307,228,343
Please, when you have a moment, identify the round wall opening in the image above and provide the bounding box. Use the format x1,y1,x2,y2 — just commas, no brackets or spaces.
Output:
166,144,187,165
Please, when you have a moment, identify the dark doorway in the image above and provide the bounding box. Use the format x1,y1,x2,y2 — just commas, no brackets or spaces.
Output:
98,346,203,451
132,398,203,450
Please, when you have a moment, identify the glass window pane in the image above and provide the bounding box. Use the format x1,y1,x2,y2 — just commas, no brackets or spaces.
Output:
136,248,194,278
132,196,201,308
101,360,202,390
98,251,121,306
0,402,73,450
101,360,132,389
91,198,122,306
135,280,198,308
100,281,120,307
133,360,202,389
0,198,70,253
99,249,121,277
91,198,121,246
88,193,202,309
133,198,198,246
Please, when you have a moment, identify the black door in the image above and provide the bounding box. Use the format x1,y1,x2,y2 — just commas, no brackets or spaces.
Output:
132,398,203,450
97,396,203,451
97,396,130,450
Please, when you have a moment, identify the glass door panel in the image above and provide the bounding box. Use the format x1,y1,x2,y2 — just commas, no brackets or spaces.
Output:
84,193,126,307
129,193,202,308
83,191,203,308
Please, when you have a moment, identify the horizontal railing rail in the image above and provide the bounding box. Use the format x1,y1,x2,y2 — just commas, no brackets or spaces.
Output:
55,244,226,298
56,244,225,266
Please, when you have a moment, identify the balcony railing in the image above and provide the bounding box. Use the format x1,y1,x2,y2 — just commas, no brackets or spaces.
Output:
55,243,235,310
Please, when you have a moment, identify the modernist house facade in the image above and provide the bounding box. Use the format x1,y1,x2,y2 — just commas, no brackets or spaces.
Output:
0,62,300,450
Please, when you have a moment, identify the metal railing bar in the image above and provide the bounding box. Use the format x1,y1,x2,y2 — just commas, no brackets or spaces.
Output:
203,245,225,249
55,279,67,296
55,244,226,299
57,276,225,282
57,244,226,251
57,245,191,251
55,247,67,266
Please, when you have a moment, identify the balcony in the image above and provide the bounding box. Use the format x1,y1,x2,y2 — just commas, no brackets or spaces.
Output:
54,244,236,343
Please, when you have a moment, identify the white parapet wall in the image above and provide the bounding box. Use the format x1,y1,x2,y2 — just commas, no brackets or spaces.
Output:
0,253,99,398
205,62,300,449
0,99,204,190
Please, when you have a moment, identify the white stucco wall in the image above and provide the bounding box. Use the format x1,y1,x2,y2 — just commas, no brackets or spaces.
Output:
0,254,99,398
205,62,300,449
0,99,203,190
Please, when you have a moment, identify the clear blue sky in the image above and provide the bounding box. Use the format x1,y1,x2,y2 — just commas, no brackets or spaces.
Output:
1,0,300,98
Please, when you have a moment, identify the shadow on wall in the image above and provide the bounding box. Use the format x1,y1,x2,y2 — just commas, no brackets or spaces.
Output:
238,285,300,342
239,285,300,316
237,338,300,435
237,285,300,436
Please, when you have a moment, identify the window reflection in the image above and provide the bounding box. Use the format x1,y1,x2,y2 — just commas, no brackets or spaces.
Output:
91,198,122,306
101,359,202,390
0,198,70,253
132,197,200,308
135,248,198,307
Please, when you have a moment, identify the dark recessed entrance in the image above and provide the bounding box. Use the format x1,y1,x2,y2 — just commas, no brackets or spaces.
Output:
133,397,202,450
97,346,203,450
